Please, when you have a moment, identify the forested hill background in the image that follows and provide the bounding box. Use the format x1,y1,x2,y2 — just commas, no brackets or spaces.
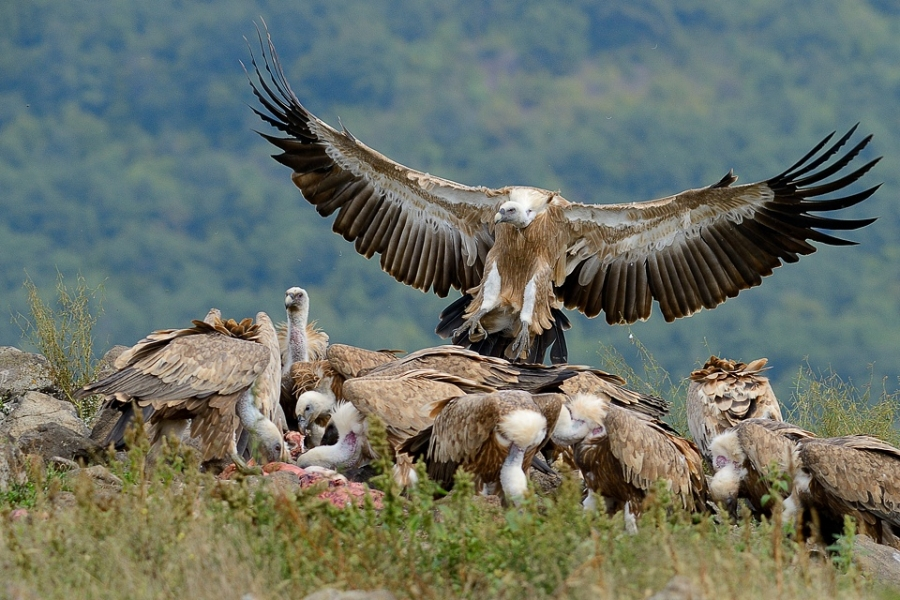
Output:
2,1,900,400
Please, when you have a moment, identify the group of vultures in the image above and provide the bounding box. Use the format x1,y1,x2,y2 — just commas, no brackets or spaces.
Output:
76,26,897,553
77,287,900,551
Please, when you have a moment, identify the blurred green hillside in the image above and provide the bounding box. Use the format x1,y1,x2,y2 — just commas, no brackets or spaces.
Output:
2,0,900,400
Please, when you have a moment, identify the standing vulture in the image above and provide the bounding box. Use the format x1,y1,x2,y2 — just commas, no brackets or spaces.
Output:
246,29,880,364
784,435,900,548
708,418,814,517
278,286,329,431
688,356,783,463
400,390,566,505
77,313,287,471
557,393,708,532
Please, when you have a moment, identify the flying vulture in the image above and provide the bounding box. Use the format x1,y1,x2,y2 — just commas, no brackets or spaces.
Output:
784,435,900,549
557,393,708,532
688,356,783,463
246,29,880,364
401,390,566,505
708,418,814,517
77,313,287,471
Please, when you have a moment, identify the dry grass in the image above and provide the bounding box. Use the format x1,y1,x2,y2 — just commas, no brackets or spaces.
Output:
13,272,104,422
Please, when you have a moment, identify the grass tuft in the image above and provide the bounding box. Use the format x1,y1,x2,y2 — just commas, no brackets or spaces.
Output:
13,271,104,422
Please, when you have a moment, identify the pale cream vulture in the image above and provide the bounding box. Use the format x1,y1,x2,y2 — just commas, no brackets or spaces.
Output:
557,393,707,532
708,418,814,517
246,29,879,364
784,435,900,549
400,390,566,505
77,313,287,471
688,356,783,463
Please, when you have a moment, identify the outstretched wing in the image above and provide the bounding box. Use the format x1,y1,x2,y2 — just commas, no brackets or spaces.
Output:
247,27,503,297
559,127,880,323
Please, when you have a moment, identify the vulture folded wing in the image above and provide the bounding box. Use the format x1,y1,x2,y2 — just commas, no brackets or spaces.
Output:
559,127,879,324
82,333,269,401
247,28,503,296
606,405,703,510
325,344,402,379
429,393,505,463
559,371,669,419
800,436,900,526
342,369,489,445
737,419,814,475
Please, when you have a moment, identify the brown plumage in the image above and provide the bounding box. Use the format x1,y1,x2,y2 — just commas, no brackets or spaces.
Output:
342,368,492,448
247,28,879,365
77,313,286,469
326,343,403,379
297,369,493,472
785,436,900,549
400,390,565,504
289,344,400,446
688,356,783,462
708,419,814,517
561,394,707,531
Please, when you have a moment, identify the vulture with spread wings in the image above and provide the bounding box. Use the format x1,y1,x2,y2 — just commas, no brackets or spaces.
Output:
247,30,879,364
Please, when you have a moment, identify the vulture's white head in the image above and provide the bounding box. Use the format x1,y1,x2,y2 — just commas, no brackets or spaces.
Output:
564,393,611,443
496,408,547,505
709,429,745,471
285,287,309,315
295,390,335,432
494,187,551,229
253,416,289,464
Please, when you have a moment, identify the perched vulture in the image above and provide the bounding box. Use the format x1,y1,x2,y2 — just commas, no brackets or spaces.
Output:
688,356,783,462
557,394,707,532
278,286,329,370
784,435,900,548
401,390,566,505
247,29,879,364
708,419,814,517
278,286,329,431
77,313,287,470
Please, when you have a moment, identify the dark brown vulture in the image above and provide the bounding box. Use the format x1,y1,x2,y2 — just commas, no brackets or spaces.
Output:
246,28,879,364
708,418,814,517
784,435,900,549
556,393,708,532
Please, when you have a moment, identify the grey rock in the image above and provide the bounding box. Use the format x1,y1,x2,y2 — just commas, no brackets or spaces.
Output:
0,347,57,403
15,422,103,463
302,589,397,600
95,346,128,380
854,536,900,590
90,405,123,444
0,437,27,492
0,391,90,441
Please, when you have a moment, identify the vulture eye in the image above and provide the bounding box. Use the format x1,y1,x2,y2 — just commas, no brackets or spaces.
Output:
714,455,729,470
